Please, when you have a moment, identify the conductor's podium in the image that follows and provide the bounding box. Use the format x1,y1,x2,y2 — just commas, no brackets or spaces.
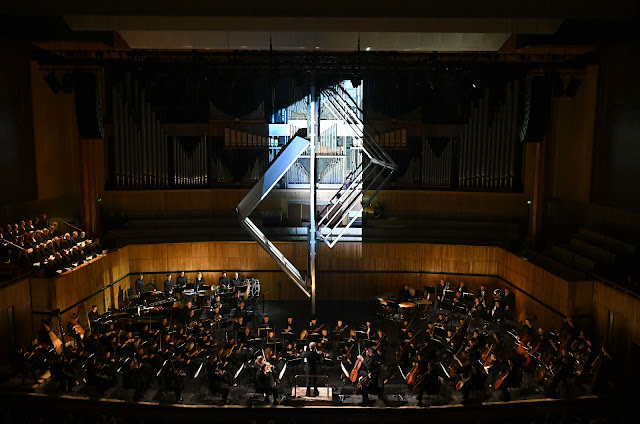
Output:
289,386,333,406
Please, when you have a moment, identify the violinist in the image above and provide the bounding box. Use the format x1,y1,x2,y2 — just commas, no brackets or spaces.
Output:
255,361,278,404
302,342,323,396
364,320,375,340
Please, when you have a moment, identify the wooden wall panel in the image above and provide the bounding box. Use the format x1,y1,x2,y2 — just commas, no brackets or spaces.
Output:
24,241,636,356
0,278,33,370
591,283,640,358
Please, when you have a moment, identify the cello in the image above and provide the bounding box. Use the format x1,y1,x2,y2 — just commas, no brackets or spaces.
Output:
349,343,363,383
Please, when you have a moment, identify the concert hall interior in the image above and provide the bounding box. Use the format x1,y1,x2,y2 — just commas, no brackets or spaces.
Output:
2,1,640,423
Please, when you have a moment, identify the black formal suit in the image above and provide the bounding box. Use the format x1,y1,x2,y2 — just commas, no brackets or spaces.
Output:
301,349,323,395
164,278,174,296
176,275,188,287
135,278,146,294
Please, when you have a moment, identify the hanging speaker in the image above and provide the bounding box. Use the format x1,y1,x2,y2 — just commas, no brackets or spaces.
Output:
74,72,104,139
520,76,552,143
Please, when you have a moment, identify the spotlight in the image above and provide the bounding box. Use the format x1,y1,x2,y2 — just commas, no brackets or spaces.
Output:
365,46,371,51
472,83,476,88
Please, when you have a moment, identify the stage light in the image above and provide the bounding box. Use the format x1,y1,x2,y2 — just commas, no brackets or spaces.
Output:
365,46,371,51
472,83,476,88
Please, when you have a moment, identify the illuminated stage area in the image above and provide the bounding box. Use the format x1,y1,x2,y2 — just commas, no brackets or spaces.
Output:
2,3,640,423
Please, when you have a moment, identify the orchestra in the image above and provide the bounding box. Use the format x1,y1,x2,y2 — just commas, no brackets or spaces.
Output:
15,276,612,408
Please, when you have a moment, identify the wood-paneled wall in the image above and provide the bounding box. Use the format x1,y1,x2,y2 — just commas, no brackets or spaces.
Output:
591,283,640,358
496,249,593,330
0,278,33,371
26,240,640,360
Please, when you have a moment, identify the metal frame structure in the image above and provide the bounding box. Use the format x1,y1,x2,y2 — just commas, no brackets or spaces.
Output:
237,82,396,313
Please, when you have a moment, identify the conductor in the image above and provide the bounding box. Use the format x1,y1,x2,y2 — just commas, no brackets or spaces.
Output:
301,341,322,397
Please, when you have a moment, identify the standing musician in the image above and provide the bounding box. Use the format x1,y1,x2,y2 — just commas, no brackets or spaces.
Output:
176,271,188,287
435,279,446,310
503,287,515,319
356,347,382,406
163,273,174,296
302,341,323,396
134,274,146,295
193,272,205,291
415,361,441,407
218,271,231,290
255,360,279,404
231,272,244,290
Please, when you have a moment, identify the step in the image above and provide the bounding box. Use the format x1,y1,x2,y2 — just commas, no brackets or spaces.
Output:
569,237,616,265
576,227,636,256
549,245,595,272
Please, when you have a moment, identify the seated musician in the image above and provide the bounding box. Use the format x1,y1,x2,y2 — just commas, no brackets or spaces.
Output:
231,272,244,291
296,330,309,351
334,320,347,337
457,280,467,294
284,316,295,335
259,315,272,333
238,326,252,344
364,320,375,340
319,328,331,345
233,316,246,334
211,294,223,310
435,313,447,328
218,271,231,290
211,306,223,323
307,316,322,334
176,271,188,287
398,284,412,302
234,301,248,318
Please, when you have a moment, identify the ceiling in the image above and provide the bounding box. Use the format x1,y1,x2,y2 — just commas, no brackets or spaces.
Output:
3,0,639,53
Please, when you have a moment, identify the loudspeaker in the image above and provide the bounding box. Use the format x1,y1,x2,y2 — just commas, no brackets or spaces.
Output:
74,72,104,139
519,77,552,143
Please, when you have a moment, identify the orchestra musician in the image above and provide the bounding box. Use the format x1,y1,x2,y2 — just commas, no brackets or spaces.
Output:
134,273,146,295
356,347,382,406
176,271,188,287
218,271,231,290
435,279,446,309
193,272,205,291
163,273,174,296
231,272,243,289
255,360,278,404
